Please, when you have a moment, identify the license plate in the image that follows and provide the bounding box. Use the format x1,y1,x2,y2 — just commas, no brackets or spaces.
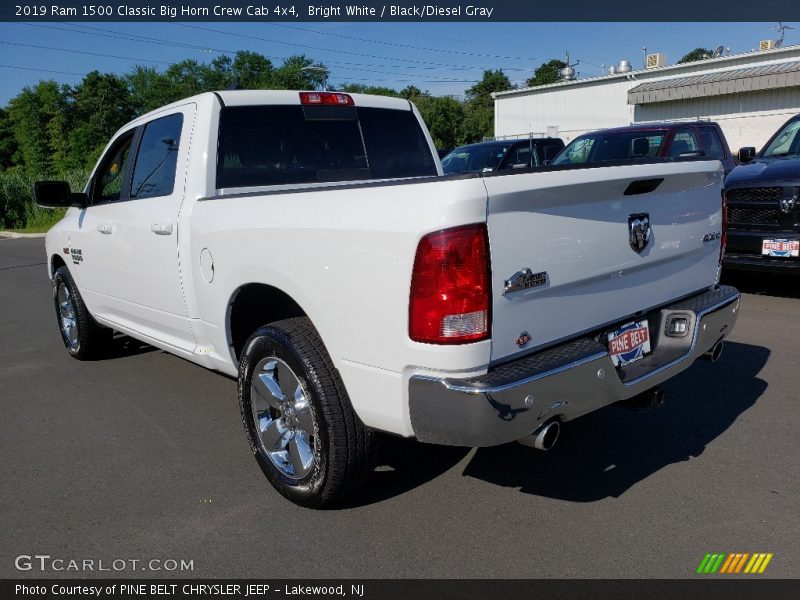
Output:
762,239,800,258
607,319,651,367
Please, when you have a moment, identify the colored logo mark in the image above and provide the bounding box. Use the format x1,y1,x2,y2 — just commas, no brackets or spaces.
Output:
696,553,773,574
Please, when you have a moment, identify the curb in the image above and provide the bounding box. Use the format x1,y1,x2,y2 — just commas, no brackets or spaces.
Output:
0,231,47,239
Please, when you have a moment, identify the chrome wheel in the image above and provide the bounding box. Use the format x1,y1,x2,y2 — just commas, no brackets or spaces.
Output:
250,357,316,479
57,283,78,350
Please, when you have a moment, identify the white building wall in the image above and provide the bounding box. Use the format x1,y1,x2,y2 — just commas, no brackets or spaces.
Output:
495,46,800,150
495,79,635,143
634,88,800,150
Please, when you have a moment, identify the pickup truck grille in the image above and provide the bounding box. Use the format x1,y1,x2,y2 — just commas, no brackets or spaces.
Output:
728,207,780,226
726,187,782,204
727,187,784,227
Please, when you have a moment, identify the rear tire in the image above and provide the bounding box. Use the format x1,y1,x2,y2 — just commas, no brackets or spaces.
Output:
238,317,375,508
52,266,112,360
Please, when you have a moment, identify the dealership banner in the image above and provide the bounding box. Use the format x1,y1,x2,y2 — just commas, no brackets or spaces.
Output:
4,579,800,600
2,0,799,22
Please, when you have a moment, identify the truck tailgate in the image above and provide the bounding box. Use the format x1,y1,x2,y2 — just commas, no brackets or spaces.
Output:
484,161,724,363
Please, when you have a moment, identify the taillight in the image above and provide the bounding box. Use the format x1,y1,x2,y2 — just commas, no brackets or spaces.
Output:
720,191,728,265
299,92,354,106
409,224,491,344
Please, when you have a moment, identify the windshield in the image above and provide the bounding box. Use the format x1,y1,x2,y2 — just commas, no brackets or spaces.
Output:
551,130,667,165
441,144,509,173
762,119,800,158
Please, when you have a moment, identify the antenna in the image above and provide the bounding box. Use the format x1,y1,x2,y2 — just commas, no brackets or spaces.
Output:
770,22,795,48
712,45,725,58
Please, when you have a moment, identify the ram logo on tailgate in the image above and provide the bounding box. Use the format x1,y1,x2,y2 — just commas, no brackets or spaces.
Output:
628,213,651,254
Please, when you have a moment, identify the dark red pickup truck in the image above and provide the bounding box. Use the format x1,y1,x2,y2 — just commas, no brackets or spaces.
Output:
551,121,736,175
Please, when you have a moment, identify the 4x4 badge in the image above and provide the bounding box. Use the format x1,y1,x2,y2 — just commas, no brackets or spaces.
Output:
629,213,651,254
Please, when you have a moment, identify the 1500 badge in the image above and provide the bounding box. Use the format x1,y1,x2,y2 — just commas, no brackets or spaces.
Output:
69,248,83,265
502,268,548,295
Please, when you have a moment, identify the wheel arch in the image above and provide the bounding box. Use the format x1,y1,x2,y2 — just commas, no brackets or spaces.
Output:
50,254,67,278
227,283,308,362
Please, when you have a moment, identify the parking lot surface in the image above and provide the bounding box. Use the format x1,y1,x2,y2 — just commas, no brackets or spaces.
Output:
1,237,798,578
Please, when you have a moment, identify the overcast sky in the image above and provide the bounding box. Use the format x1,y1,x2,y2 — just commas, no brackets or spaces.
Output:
0,21,797,105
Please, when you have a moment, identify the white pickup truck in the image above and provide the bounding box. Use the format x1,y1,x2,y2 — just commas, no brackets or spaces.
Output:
37,90,740,507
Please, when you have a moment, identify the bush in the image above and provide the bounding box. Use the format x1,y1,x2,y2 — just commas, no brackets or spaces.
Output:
0,169,87,230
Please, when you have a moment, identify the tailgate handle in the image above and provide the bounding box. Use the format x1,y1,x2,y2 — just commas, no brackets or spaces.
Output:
150,223,173,235
624,178,664,196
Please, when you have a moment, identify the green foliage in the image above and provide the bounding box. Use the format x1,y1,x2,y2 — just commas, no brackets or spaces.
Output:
0,108,21,170
0,169,86,230
1,49,518,226
678,48,713,64
338,83,401,97
415,96,464,150
526,59,568,87
461,69,513,143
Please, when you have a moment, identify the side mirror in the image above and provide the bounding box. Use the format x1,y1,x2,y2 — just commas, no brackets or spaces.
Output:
33,181,88,209
738,147,756,162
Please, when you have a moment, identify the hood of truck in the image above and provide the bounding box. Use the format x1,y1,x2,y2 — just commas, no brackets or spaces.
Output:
483,161,724,363
726,156,800,189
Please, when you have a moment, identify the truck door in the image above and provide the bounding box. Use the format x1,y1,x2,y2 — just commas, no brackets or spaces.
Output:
83,105,197,353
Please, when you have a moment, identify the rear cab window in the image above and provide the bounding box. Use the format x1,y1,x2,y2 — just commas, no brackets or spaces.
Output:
669,128,701,157
551,131,667,165
216,104,436,189
697,127,726,160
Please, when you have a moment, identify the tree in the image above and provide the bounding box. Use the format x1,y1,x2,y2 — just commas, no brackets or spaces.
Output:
0,109,20,171
678,48,713,64
229,51,274,89
415,96,464,150
7,81,70,176
338,83,400,97
271,55,328,90
526,59,567,87
68,71,134,170
460,69,513,143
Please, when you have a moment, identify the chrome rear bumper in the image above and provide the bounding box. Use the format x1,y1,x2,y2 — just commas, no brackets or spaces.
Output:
408,285,740,447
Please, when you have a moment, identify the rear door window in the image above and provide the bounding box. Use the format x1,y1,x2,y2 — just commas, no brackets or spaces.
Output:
217,105,436,189
130,113,183,199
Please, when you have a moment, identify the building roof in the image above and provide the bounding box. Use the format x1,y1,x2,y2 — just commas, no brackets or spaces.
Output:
628,61,800,104
493,44,800,99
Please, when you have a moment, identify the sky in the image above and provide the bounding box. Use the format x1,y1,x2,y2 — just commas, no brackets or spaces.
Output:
0,21,798,106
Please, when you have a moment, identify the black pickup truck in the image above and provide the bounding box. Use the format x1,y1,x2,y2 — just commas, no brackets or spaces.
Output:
725,113,800,273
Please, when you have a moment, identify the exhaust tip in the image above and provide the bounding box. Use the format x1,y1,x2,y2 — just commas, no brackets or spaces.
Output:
517,419,561,450
534,421,560,451
705,340,724,363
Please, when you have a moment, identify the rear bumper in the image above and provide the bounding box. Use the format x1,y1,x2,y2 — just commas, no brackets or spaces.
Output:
408,285,740,447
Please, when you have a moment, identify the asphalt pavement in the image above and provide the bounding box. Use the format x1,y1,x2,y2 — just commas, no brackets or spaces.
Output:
1,237,798,578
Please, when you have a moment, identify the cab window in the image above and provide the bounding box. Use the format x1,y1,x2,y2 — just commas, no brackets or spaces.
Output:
697,128,725,160
93,133,134,204
669,129,701,157
130,113,183,199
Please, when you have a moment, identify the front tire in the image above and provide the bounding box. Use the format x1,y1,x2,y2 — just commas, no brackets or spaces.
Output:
238,317,375,508
52,266,111,360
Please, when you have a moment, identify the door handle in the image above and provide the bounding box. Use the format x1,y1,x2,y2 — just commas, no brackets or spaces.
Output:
150,223,173,235
97,224,113,234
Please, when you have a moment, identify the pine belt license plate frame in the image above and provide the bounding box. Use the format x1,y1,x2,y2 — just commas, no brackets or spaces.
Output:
762,238,800,258
607,319,652,367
